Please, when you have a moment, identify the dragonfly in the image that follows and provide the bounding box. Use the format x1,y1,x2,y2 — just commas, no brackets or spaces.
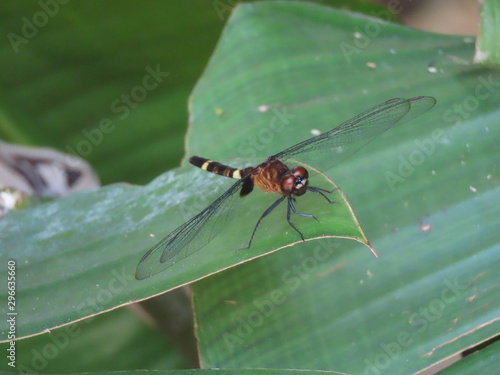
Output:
135,96,436,280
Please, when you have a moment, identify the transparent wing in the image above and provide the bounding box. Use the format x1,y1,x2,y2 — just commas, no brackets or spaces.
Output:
135,177,247,280
136,97,436,279
273,96,436,170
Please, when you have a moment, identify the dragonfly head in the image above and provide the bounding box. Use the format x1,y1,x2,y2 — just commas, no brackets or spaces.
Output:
281,166,309,196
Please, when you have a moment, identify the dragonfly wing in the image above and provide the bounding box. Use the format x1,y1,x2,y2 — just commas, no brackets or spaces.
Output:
135,177,246,280
273,96,436,170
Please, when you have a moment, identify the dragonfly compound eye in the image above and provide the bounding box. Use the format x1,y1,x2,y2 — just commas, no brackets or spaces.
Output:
280,174,296,195
290,167,308,196
291,167,308,179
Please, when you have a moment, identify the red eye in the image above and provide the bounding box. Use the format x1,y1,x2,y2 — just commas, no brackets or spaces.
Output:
281,167,309,196
281,174,295,194
291,166,308,179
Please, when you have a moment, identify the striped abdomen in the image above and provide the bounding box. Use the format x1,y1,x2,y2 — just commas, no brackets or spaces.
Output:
189,156,253,180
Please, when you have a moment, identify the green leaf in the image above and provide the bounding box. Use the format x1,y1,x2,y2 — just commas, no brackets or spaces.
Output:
0,1,224,185
135,162,376,280
1,1,499,374
0,155,373,340
437,340,500,375
0,307,185,372
474,0,500,67
1,2,384,344
188,2,500,374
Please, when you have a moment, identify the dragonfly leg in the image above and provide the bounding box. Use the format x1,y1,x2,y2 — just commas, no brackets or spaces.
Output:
238,195,287,251
288,197,318,221
286,198,316,242
307,186,339,204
